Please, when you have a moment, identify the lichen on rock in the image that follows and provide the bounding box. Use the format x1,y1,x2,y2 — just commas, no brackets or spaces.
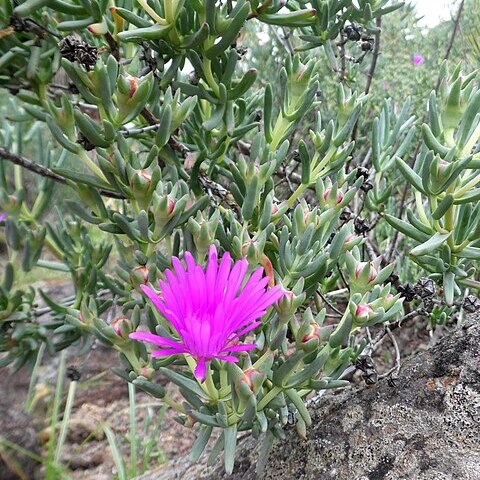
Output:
138,316,480,480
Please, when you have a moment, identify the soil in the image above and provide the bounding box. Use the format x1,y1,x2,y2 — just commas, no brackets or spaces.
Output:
0,282,197,480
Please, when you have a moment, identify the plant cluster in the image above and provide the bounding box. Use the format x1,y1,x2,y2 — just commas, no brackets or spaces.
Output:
0,0,479,474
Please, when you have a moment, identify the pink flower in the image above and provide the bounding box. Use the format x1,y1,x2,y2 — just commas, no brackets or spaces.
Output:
130,245,284,381
0,212,6,223
412,54,424,66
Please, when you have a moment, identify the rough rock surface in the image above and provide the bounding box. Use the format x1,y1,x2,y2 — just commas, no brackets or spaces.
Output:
139,316,480,480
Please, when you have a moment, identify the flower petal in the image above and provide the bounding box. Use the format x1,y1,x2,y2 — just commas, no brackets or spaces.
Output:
194,357,207,381
140,284,166,314
129,331,182,348
214,355,240,363
222,343,257,353
151,348,186,357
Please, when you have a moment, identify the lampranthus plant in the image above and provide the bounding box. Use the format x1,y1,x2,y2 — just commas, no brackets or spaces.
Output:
130,245,284,381
1,0,480,476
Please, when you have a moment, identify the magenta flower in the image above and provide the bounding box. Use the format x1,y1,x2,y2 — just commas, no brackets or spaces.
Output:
0,212,6,223
412,54,424,66
130,245,284,381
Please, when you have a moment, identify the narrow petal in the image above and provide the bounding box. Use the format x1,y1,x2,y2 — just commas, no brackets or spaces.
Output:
214,355,240,363
222,343,257,353
215,252,232,298
171,256,186,279
223,258,249,305
129,331,182,349
140,284,165,314
151,348,186,357
194,357,207,381
230,321,262,340
184,251,197,273
205,246,218,309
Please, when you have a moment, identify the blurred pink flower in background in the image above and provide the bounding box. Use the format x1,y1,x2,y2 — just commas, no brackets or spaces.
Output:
0,212,6,222
412,54,425,66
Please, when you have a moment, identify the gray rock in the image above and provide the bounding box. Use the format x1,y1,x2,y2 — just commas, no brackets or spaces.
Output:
139,316,480,480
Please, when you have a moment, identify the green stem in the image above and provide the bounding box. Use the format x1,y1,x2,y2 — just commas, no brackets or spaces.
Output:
416,192,431,227
54,380,77,464
164,0,175,21
311,148,335,177
204,365,219,400
25,343,46,413
455,172,480,198
128,383,138,478
286,183,307,208
461,121,480,156
46,350,66,478
444,128,455,148
162,394,187,414
444,181,458,250
137,0,167,24
459,277,480,290
203,58,220,97
79,150,109,182
257,386,282,410
13,165,22,191
121,348,142,372
220,366,228,392
185,355,213,398
269,114,291,152
252,348,274,371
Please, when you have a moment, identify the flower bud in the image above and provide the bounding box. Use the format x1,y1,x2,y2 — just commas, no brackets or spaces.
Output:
236,368,266,401
242,240,260,264
188,212,219,258
260,254,275,287
138,365,155,380
271,201,288,221
109,7,126,35
297,322,321,352
370,292,401,312
275,289,295,323
127,76,138,98
184,415,197,428
343,233,362,252
244,368,265,392
155,195,175,219
166,197,175,215
323,188,344,207
111,316,133,339
130,169,152,192
87,20,108,35
355,262,378,283
130,265,149,286
438,159,449,173
354,303,374,321
412,54,425,66
381,293,396,309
